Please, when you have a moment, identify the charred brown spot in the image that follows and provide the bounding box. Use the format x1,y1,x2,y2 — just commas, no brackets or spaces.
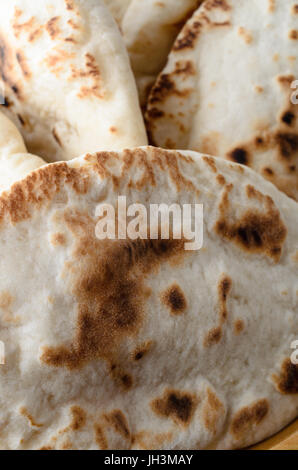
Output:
121,373,133,390
203,388,224,435
16,51,31,79
231,399,269,439
51,232,66,246
204,0,231,11
268,0,275,12
277,74,295,87
227,148,249,165
173,21,202,51
262,167,274,177
173,60,195,76
69,406,86,431
77,54,101,79
215,186,287,262
218,275,232,322
234,319,245,335
293,5,298,14
203,156,217,173
161,283,187,315
28,27,43,43
45,48,75,78
104,410,130,440
134,351,144,361
275,132,298,159
0,35,22,99
219,276,232,302
109,363,133,391
41,219,185,371
204,326,222,347
146,107,164,120
132,341,153,361
71,53,102,99
151,389,197,426
289,30,298,40
12,10,35,39
273,358,298,394
238,27,253,44
19,407,43,428
255,136,264,146
46,17,61,39
68,19,79,29
281,111,295,126
0,162,90,228
65,0,75,10
216,174,226,185
64,37,77,44
149,74,174,104
94,424,108,450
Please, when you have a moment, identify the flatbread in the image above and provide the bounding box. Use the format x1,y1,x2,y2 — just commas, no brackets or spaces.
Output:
104,0,202,105
0,146,297,450
103,0,131,25
0,111,45,192
146,0,298,201
0,0,147,163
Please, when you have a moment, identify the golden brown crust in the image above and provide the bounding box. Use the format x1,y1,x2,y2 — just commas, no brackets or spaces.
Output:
0,162,90,225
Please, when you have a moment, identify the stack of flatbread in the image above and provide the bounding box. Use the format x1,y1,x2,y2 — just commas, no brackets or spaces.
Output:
0,0,297,450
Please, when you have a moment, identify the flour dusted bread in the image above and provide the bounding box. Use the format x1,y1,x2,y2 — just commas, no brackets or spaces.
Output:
104,0,202,105
146,0,298,201
0,111,45,191
0,0,147,163
0,146,297,450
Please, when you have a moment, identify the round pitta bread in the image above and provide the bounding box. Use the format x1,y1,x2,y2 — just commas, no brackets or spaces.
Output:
0,111,45,192
146,0,298,201
0,0,147,163
0,146,297,450
104,0,203,105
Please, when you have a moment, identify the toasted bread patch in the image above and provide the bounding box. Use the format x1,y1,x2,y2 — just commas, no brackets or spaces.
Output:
151,389,198,427
161,283,187,315
273,358,298,394
231,399,269,439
